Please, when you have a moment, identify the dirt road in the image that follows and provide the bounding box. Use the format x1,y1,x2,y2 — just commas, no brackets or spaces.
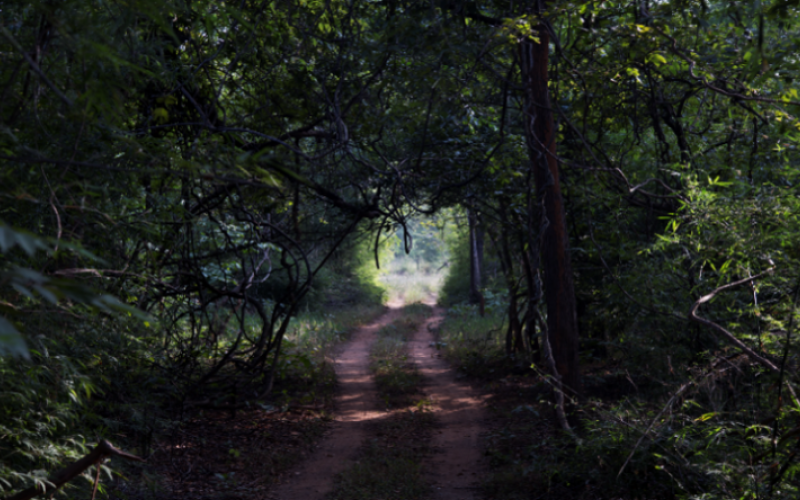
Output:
270,300,486,499
408,305,487,499
268,306,400,500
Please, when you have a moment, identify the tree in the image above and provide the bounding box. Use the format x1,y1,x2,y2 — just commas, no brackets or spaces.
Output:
520,3,581,397
467,208,485,308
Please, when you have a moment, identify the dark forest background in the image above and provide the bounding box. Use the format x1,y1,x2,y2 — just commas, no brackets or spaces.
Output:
2,0,800,498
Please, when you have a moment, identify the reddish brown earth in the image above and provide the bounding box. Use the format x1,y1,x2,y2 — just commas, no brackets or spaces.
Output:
267,305,401,500
269,299,487,500
409,303,487,499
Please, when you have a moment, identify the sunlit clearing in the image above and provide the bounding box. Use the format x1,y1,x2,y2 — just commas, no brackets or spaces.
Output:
377,217,449,305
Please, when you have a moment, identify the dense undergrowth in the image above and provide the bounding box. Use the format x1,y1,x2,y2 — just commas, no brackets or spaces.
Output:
0,253,385,499
119,301,386,500
437,302,800,499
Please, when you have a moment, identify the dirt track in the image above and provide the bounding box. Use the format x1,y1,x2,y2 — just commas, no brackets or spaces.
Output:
268,306,400,500
270,300,486,499
408,305,487,499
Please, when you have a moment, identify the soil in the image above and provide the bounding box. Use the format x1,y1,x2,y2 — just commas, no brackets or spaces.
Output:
408,303,487,499
268,304,401,500
269,299,488,499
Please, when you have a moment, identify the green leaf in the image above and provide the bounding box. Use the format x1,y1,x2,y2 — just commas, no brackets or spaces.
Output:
0,223,49,255
0,316,28,358
647,52,668,66
695,412,717,422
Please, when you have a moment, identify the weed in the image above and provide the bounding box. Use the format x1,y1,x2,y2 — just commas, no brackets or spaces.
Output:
370,305,431,408
436,304,529,380
329,411,435,500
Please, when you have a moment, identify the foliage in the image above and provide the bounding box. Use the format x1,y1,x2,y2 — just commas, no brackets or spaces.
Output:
3,0,800,497
437,214,472,307
436,304,517,379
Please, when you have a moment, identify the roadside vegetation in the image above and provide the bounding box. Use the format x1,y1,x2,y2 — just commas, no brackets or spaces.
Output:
127,301,386,500
437,218,800,499
0,224,386,499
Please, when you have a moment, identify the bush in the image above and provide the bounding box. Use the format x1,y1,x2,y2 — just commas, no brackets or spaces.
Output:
0,312,161,498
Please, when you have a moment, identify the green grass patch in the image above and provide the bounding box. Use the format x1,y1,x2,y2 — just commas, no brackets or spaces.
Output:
370,304,431,408
329,410,435,500
435,303,531,380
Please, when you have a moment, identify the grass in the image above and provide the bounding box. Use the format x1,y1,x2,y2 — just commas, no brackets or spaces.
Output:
272,302,387,407
329,303,436,500
287,302,387,349
371,304,432,408
435,303,530,380
328,410,435,500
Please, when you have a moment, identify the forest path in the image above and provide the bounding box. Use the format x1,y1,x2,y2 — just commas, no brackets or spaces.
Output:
269,298,487,500
409,300,488,499
268,303,402,500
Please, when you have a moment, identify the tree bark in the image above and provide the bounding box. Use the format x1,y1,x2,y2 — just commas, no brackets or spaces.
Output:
468,208,484,307
520,13,581,396
487,216,524,354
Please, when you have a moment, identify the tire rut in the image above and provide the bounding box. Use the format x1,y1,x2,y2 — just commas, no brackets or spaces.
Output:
268,306,401,500
269,302,487,500
409,306,487,499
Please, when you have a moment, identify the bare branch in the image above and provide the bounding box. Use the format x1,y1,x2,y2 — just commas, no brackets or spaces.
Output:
7,440,143,500
0,25,74,108
688,270,780,373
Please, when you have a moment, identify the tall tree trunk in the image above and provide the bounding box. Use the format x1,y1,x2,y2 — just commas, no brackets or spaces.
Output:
507,293,524,353
468,208,484,308
520,14,581,396
292,181,301,243
487,214,524,355
519,238,542,363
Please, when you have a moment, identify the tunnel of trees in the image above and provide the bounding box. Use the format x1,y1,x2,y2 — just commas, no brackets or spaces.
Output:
2,0,800,498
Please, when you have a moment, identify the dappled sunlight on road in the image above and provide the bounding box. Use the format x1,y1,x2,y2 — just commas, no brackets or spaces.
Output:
271,299,486,500
408,308,488,499
269,306,401,500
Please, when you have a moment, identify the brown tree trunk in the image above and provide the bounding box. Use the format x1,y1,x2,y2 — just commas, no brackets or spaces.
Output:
487,215,524,355
468,208,484,308
519,244,542,362
520,14,581,396
508,293,524,353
